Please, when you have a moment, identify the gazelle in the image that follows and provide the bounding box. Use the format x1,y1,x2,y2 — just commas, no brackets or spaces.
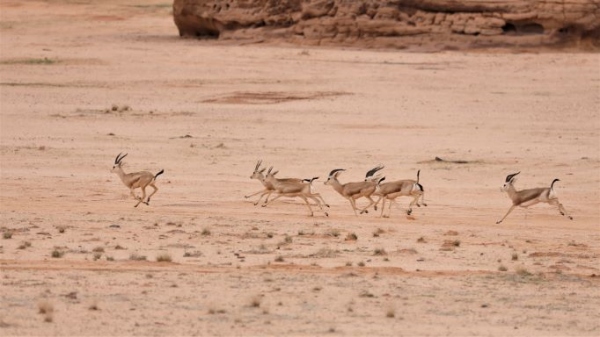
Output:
324,165,385,216
262,167,329,217
111,153,164,207
496,172,573,224
370,170,427,218
244,160,275,206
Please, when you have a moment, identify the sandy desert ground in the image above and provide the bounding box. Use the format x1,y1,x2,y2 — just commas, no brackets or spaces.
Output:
1,1,599,336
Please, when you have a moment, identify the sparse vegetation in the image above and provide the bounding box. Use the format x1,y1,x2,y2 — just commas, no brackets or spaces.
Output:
373,228,385,237
156,253,172,262
386,308,395,318
51,249,65,258
93,253,102,261
512,253,519,261
498,265,508,272
57,226,66,234
345,233,358,241
129,253,147,261
274,255,284,262
115,244,125,250
326,229,340,238
357,261,366,267
359,290,375,298
38,301,54,323
201,228,211,236
92,246,105,253
208,307,227,314
183,250,202,257
1,57,57,65
250,296,262,308
310,247,338,258
298,229,314,236
374,248,387,256
417,236,426,243
18,241,31,249
3,231,13,239
516,267,532,277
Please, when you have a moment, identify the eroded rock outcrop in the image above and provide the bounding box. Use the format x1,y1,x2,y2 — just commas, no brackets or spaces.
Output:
173,0,600,49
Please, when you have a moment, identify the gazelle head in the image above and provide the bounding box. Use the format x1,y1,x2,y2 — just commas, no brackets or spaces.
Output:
112,152,127,172
501,172,520,191
324,169,345,185
364,165,385,182
250,160,267,180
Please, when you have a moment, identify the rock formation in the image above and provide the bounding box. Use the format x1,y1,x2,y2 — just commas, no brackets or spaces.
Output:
173,0,600,50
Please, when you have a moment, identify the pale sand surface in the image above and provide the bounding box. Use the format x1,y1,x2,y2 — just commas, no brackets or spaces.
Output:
1,1,599,336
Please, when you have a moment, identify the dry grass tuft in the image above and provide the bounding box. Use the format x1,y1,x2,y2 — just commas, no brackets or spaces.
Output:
18,241,32,249
51,249,65,258
250,296,262,308
89,302,99,311
129,253,147,261
516,267,532,277
310,247,338,258
373,228,385,237
156,253,172,262
374,248,387,256
38,300,54,323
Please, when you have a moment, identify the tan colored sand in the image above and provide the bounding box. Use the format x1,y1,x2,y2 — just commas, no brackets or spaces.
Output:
1,1,599,336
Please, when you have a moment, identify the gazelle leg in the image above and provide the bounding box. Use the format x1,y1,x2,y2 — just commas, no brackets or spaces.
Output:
549,199,573,220
146,183,158,204
348,198,359,216
257,190,273,206
313,193,330,208
133,187,146,207
359,196,376,214
308,195,328,216
299,196,314,217
262,190,274,205
408,195,420,215
420,191,428,207
496,205,516,224
379,197,386,218
387,197,394,218
262,193,283,207
245,189,265,199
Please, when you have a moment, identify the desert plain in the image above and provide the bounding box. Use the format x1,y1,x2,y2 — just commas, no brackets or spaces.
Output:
1,1,599,336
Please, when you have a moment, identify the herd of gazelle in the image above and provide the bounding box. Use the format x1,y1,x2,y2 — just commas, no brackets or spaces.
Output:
111,155,573,223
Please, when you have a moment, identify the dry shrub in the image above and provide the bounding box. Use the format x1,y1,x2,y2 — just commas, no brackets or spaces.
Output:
38,301,54,323
310,247,338,258
374,248,387,256
156,253,172,262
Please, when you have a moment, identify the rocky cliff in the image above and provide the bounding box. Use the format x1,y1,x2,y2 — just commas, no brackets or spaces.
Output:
173,0,600,50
